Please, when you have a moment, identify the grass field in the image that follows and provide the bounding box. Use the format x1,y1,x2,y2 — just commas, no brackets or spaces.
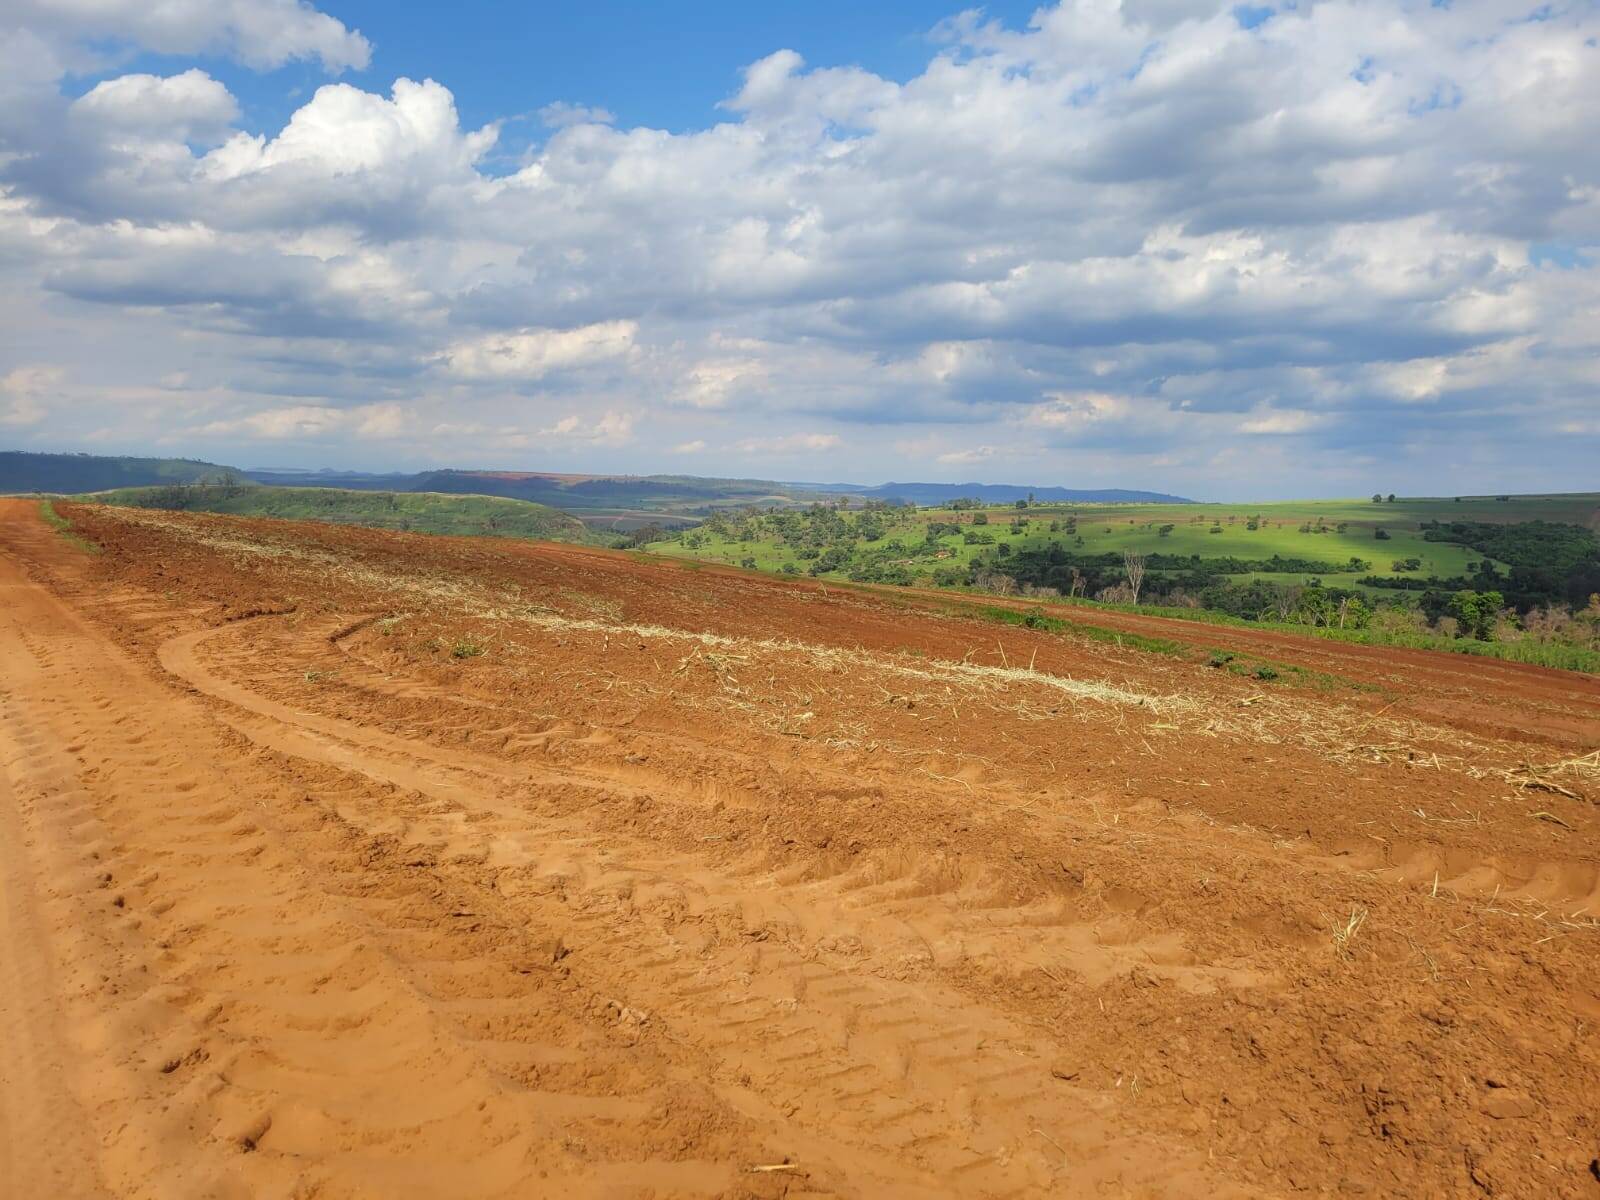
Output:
645,493,1600,592
81,485,601,544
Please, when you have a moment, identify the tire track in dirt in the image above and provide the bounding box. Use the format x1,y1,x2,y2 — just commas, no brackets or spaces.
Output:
0,714,116,1200
0,538,765,1197
159,612,1256,1197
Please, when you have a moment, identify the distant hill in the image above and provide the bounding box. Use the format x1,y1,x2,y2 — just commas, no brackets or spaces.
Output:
9,450,1191,515
247,470,1194,511
1,451,245,494
246,468,825,511
83,485,595,544
841,482,1194,505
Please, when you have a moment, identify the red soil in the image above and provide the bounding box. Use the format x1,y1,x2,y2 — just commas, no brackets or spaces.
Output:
2,499,1596,1199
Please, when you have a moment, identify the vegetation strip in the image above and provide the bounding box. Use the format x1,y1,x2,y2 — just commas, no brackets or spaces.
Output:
38,500,100,554
970,604,1377,693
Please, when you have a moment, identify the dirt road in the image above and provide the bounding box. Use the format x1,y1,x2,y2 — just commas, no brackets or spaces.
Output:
3,499,1597,1198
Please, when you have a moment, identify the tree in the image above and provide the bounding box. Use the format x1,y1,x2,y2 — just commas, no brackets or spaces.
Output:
1122,550,1147,605
973,569,1017,596
1336,595,1370,629
1270,585,1305,621
1386,494,1397,503
1447,589,1505,640
1297,589,1334,627
1372,493,1383,503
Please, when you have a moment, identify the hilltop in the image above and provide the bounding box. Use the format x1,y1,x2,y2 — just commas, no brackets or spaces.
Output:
85,484,593,543
0,450,244,493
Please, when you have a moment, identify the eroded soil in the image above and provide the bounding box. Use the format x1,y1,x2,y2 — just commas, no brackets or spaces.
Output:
2,499,1597,1199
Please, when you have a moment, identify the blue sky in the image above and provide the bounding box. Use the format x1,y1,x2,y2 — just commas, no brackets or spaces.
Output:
84,3,1041,164
2,0,1598,498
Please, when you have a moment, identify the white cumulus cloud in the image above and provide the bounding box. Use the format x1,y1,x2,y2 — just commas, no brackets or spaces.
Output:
9,0,369,72
443,321,638,381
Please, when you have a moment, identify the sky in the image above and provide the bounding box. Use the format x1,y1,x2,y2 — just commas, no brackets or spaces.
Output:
0,1,1597,499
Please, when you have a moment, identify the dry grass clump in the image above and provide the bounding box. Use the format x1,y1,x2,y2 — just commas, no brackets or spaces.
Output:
1504,750,1598,802
1327,906,1369,957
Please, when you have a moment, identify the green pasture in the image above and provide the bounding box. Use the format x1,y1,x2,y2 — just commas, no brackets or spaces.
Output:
645,494,1600,589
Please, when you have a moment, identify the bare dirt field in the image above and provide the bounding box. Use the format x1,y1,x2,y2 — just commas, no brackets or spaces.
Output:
2,498,1597,1199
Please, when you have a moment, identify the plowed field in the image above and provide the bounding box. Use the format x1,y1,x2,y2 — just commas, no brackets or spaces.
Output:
2,499,1597,1199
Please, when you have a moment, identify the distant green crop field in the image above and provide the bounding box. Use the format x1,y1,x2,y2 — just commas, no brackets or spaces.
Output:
81,485,599,544
644,494,1600,591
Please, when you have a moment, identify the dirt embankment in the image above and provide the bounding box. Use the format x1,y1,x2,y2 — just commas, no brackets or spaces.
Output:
2,499,1597,1199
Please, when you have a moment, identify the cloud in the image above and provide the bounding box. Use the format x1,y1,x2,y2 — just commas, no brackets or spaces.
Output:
1238,408,1333,435
734,432,841,454
0,1,1597,493
1029,392,1134,431
0,365,62,427
538,410,635,445
442,321,638,381
538,102,616,129
672,358,767,409
71,70,239,143
8,0,369,72
672,439,708,454
196,78,498,234
198,402,407,440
